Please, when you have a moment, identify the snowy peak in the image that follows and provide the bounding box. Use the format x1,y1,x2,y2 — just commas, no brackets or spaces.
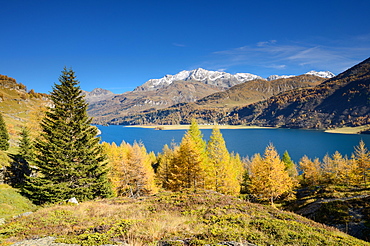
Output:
305,70,335,78
267,71,335,81
267,75,295,81
134,68,263,91
134,68,336,91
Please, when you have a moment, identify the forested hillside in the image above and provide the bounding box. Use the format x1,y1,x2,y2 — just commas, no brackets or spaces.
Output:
89,80,221,125
225,57,370,128
101,75,324,125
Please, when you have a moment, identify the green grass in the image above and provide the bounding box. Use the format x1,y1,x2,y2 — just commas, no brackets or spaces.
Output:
1,190,369,245
0,184,37,220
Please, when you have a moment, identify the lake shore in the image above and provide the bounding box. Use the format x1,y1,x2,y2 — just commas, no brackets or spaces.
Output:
123,124,276,130
324,125,370,134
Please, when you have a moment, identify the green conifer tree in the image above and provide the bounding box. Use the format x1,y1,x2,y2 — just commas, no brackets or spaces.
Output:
8,127,35,186
23,68,112,204
0,112,9,151
282,151,298,178
18,127,36,166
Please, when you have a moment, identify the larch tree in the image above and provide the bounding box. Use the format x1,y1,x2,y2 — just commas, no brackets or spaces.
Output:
299,156,322,186
0,112,9,151
206,127,241,195
104,141,158,197
170,131,205,191
103,141,129,197
352,140,370,187
125,143,158,197
22,68,113,204
188,119,208,168
156,144,177,190
248,143,295,205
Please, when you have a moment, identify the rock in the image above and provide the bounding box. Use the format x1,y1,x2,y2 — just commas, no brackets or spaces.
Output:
13,211,33,219
67,197,79,205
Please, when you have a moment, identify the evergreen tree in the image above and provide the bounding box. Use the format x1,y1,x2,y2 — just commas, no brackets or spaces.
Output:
281,151,298,178
0,112,9,151
23,68,112,204
8,127,35,186
18,127,36,166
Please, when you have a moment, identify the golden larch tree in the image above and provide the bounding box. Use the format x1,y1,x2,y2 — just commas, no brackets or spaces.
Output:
248,143,295,205
352,140,370,187
299,156,322,186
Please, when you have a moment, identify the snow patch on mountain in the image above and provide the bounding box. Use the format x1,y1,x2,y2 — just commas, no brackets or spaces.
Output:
134,68,336,92
305,70,335,78
267,75,295,81
135,68,263,91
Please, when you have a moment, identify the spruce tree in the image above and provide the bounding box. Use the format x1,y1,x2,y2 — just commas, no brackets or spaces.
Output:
18,127,36,166
0,112,9,151
23,68,112,204
8,127,35,186
281,151,298,178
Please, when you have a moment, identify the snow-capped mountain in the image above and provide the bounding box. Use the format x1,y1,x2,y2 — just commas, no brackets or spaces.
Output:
267,71,335,81
134,68,264,91
305,70,335,78
267,75,295,81
134,68,335,91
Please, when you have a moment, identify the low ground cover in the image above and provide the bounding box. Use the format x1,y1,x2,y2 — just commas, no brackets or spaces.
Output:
1,190,369,245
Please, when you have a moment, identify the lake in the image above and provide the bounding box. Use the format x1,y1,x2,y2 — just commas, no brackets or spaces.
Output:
96,125,370,163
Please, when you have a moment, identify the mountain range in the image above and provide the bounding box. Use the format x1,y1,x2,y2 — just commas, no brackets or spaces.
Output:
86,58,370,130
86,69,334,125
226,57,370,129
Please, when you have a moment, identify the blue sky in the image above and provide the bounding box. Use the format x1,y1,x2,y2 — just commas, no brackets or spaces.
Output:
1,0,370,94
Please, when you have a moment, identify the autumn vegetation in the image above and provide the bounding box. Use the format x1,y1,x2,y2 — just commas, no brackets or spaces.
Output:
0,70,370,245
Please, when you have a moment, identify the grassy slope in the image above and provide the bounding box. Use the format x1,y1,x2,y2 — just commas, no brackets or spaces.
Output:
285,185,370,242
1,190,369,246
0,86,48,154
0,184,37,221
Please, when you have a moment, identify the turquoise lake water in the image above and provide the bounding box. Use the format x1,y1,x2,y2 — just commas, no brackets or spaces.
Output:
96,125,370,163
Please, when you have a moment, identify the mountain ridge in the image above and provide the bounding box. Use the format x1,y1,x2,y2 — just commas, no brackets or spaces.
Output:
133,68,335,92
225,57,370,128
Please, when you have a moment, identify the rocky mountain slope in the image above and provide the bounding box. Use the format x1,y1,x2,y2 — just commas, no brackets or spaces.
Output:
101,74,326,125
134,68,264,91
87,68,334,125
82,88,115,104
225,57,370,128
88,81,221,125
0,75,49,148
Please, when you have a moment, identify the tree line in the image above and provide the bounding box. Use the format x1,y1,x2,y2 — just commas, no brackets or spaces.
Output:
1,68,369,206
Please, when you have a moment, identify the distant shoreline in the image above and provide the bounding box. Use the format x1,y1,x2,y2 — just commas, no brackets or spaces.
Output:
119,124,370,134
325,125,370,135
123,125,276,130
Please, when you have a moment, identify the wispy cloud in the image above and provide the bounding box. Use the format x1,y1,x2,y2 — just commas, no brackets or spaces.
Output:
172,43,186,47
201,38,370,75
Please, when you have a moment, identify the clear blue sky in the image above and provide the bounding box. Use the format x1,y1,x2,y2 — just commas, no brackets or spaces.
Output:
1,0,370,94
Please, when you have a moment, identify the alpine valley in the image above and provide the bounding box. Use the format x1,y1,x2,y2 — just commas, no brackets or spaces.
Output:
86,67,342,127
